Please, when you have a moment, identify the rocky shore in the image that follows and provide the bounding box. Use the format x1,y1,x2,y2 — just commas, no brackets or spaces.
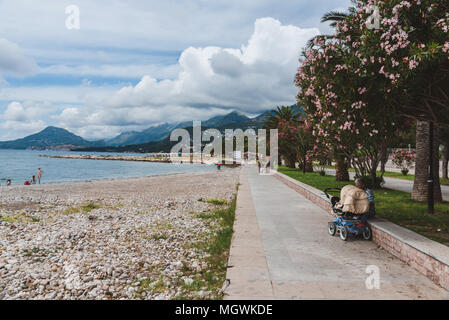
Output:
0,169,240,300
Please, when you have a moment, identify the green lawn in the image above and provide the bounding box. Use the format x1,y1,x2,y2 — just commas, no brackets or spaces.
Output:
318,164,449,185
279,166,449,246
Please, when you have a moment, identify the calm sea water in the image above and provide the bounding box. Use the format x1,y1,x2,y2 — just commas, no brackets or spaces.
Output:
0,150,217,185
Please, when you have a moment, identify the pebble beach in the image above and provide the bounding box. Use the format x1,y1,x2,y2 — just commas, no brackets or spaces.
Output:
0,168,240,300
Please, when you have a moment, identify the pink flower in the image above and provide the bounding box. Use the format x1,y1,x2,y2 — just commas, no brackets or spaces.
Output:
443,42,449,53
409,59,419,70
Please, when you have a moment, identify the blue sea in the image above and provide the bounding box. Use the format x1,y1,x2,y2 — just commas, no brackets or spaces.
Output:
0,150,217,185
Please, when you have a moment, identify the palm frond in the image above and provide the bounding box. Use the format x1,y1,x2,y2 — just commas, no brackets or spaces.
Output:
306,37,316,50
321,11,348,24
306,35,335,49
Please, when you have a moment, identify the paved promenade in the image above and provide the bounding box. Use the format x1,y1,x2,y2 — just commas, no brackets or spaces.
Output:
224,166,448,300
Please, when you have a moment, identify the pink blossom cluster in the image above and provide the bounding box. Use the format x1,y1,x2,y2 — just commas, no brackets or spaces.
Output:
443,42,449,54
436,13,449,33
392,1,411,15
408,59,419,70
351,101,365,110
392,149,416,169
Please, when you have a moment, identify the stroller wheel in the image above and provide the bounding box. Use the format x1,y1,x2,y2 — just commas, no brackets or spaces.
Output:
362,227,372,240
340,226,349,241
328,222,337,236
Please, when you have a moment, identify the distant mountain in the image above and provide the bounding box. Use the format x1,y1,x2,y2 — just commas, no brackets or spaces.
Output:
247,111,272,126
106,110,264,147
106,123,180,146
203,111,250,127
75,126,214,154
0,126,105,150
74,111,273,154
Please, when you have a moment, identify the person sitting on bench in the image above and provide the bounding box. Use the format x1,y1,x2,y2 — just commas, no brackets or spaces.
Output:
355,178,376,226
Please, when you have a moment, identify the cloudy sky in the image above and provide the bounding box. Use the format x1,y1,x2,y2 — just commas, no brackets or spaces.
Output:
0,0,351,140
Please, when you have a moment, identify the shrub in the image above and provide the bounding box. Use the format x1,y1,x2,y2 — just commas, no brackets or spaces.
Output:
392,150,415,172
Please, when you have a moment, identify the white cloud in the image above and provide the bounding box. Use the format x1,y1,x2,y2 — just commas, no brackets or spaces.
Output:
38,63,181,79
0,101,56,140
100,18,318,114
0,119,46,141
0,84,120,105
0,38,37,76
1,101,29,122
0,101,56,122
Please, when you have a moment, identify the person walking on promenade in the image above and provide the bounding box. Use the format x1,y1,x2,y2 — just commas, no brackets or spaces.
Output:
37,167,44,184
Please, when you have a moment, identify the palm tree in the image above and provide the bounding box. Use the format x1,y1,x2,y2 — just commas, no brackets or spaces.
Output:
321,11,349,27
264,106,301,128
439,128,449,180
264,106,302,168
306,11,348,49
442,144,449,180
412,121,443,202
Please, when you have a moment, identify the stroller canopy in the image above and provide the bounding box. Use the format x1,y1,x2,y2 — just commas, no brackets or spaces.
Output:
338,185,370,215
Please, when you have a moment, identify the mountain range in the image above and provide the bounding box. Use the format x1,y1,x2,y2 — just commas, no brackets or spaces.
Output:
105,111,268,146
0,110,272,151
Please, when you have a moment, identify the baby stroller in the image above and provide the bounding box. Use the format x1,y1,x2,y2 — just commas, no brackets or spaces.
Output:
323,188,372,241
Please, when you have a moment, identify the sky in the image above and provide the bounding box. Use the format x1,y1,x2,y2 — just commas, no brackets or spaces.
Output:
0,0,352,141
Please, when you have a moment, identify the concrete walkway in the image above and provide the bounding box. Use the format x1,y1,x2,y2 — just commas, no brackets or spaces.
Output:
224,166,449,300
323,168,449,201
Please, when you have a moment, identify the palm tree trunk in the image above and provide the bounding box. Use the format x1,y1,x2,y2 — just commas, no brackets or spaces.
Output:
412,121,442,202
284,155,296,168
380,142,388,175
442,144,448,180
370,159,380,187
335,155,350,181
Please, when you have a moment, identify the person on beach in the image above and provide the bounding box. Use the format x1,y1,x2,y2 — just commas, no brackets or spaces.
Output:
6,179,11,186
31,176,36,184
355,178,376,226
37,167,43,184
